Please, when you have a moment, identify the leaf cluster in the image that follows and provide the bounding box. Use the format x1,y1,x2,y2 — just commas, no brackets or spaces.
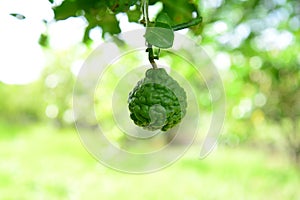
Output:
50,0,201,44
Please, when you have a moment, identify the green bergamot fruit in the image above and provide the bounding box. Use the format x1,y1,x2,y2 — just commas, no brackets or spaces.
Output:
128,68,187,131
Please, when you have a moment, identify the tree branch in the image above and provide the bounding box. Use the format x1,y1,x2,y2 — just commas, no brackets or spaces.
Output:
172,17,203,31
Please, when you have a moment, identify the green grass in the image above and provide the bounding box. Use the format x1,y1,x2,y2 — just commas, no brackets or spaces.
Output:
0,123,299,200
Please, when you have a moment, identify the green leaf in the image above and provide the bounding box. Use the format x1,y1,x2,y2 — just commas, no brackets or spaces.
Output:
160,0,198,24
145,22,174,48
53,1,78,20
83,11,121,41
106,0,138,13
83,25,95,44
10,13,26,20
97,13,121,37
38,33,49,47
127,7,141,23
155,12,173,26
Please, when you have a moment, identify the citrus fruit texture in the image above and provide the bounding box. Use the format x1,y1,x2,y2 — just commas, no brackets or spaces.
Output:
128,68,187,131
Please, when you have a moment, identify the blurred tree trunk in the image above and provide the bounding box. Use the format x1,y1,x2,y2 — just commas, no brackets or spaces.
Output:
287,119,300,168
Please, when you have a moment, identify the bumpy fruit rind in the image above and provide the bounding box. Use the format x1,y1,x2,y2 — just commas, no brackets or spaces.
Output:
128,68,187,131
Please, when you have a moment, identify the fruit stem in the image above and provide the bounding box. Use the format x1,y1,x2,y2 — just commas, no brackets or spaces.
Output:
146,45,158,69
142,0,158,69
142,0,150,26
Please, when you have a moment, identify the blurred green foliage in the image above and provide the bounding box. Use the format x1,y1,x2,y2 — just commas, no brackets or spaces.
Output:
0,82,45,123
1,0,300,198
0,124,299,199
3,0,300,164
0,47,83,127
198,0,300,165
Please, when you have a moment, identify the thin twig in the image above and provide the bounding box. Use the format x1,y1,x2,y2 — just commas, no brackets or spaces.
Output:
142,0,158,69
172,17,203,31
144,0,150,25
